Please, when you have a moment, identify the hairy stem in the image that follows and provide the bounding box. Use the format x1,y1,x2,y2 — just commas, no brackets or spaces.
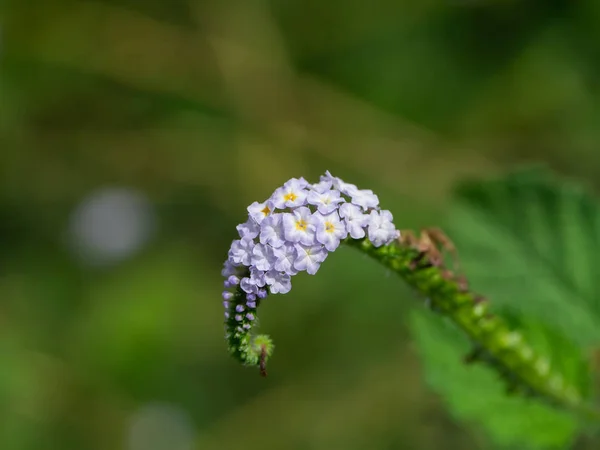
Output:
345,237,600,422
225,231,600,422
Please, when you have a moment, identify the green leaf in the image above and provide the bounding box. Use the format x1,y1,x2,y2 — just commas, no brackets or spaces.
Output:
409,167,600,448
410,310,582,449
446,167,600,347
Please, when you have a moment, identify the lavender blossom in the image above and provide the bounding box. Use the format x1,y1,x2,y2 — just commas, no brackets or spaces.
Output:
311,179,333,194
237,218,260,239
307,189,345,214
294,243,328,275
251,243,275,271
272,243,299,275
282,206,316,245
367,210,399,247
221,260,239,277
271,179,308,209
240,277,258,294
221,171,399,370
339,203,368,239
314,211,348,251
259,213,286,248
229,237,255,266
351,189,379,211
264,270,292,294
247,200,273,224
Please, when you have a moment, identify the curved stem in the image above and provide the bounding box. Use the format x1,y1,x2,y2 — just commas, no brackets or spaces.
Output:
224,231,600,423
345,237,600,423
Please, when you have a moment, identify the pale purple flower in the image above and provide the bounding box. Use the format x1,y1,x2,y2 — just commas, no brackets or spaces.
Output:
223,171,399,312
236,218,260,239
251,243,275,271
240,277,258,294
259,213,285,248
250,266,266,287
367,210,398,247
240,269,265,294
224,275,240,288
321,170,358,196
339,203,368,239
228,237,255,266
294,243,328,275
247,200,274,224
314,211,348,251
270,179,308,209
351,189,379,210
282,207,316,245
311,179,333,194
243,323,251,330
235,314,243,322
306,189,345,214
224,312,230,319
338,181,359,197
221,260,239,277
295,177,310,189
272,243,299,275
320,170,336,184
264,270,292,294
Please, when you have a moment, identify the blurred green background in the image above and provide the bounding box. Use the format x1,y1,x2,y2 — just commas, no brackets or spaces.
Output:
3,0,600,449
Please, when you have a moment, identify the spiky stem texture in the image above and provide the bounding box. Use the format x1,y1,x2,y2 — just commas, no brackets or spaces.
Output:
227,234,600,422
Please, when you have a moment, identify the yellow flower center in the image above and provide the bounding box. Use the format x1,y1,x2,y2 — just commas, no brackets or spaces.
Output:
295,219,307,231
284,192,298,203
325,221,335,233
261,205,271,216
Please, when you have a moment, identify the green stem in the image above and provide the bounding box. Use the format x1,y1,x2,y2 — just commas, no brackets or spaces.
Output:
345,237,600,423
226,234,600,422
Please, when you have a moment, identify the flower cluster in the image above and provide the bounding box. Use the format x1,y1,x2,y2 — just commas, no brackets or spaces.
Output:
222,171,399,345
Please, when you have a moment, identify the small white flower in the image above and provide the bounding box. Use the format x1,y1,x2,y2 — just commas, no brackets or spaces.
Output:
247,200,274,224
264,270,292,294
271,178,308,209
351,189,379,210
272,243,299,275
310,179,333,194
228,237,255,266
259,213,285,248
321,170,358,196
282,207,316,245
339,203,368,239
314,211,348,251
367,210,398,247
251,243,275,271
237,218,260,239
294,243,328,275
306,189,345,214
